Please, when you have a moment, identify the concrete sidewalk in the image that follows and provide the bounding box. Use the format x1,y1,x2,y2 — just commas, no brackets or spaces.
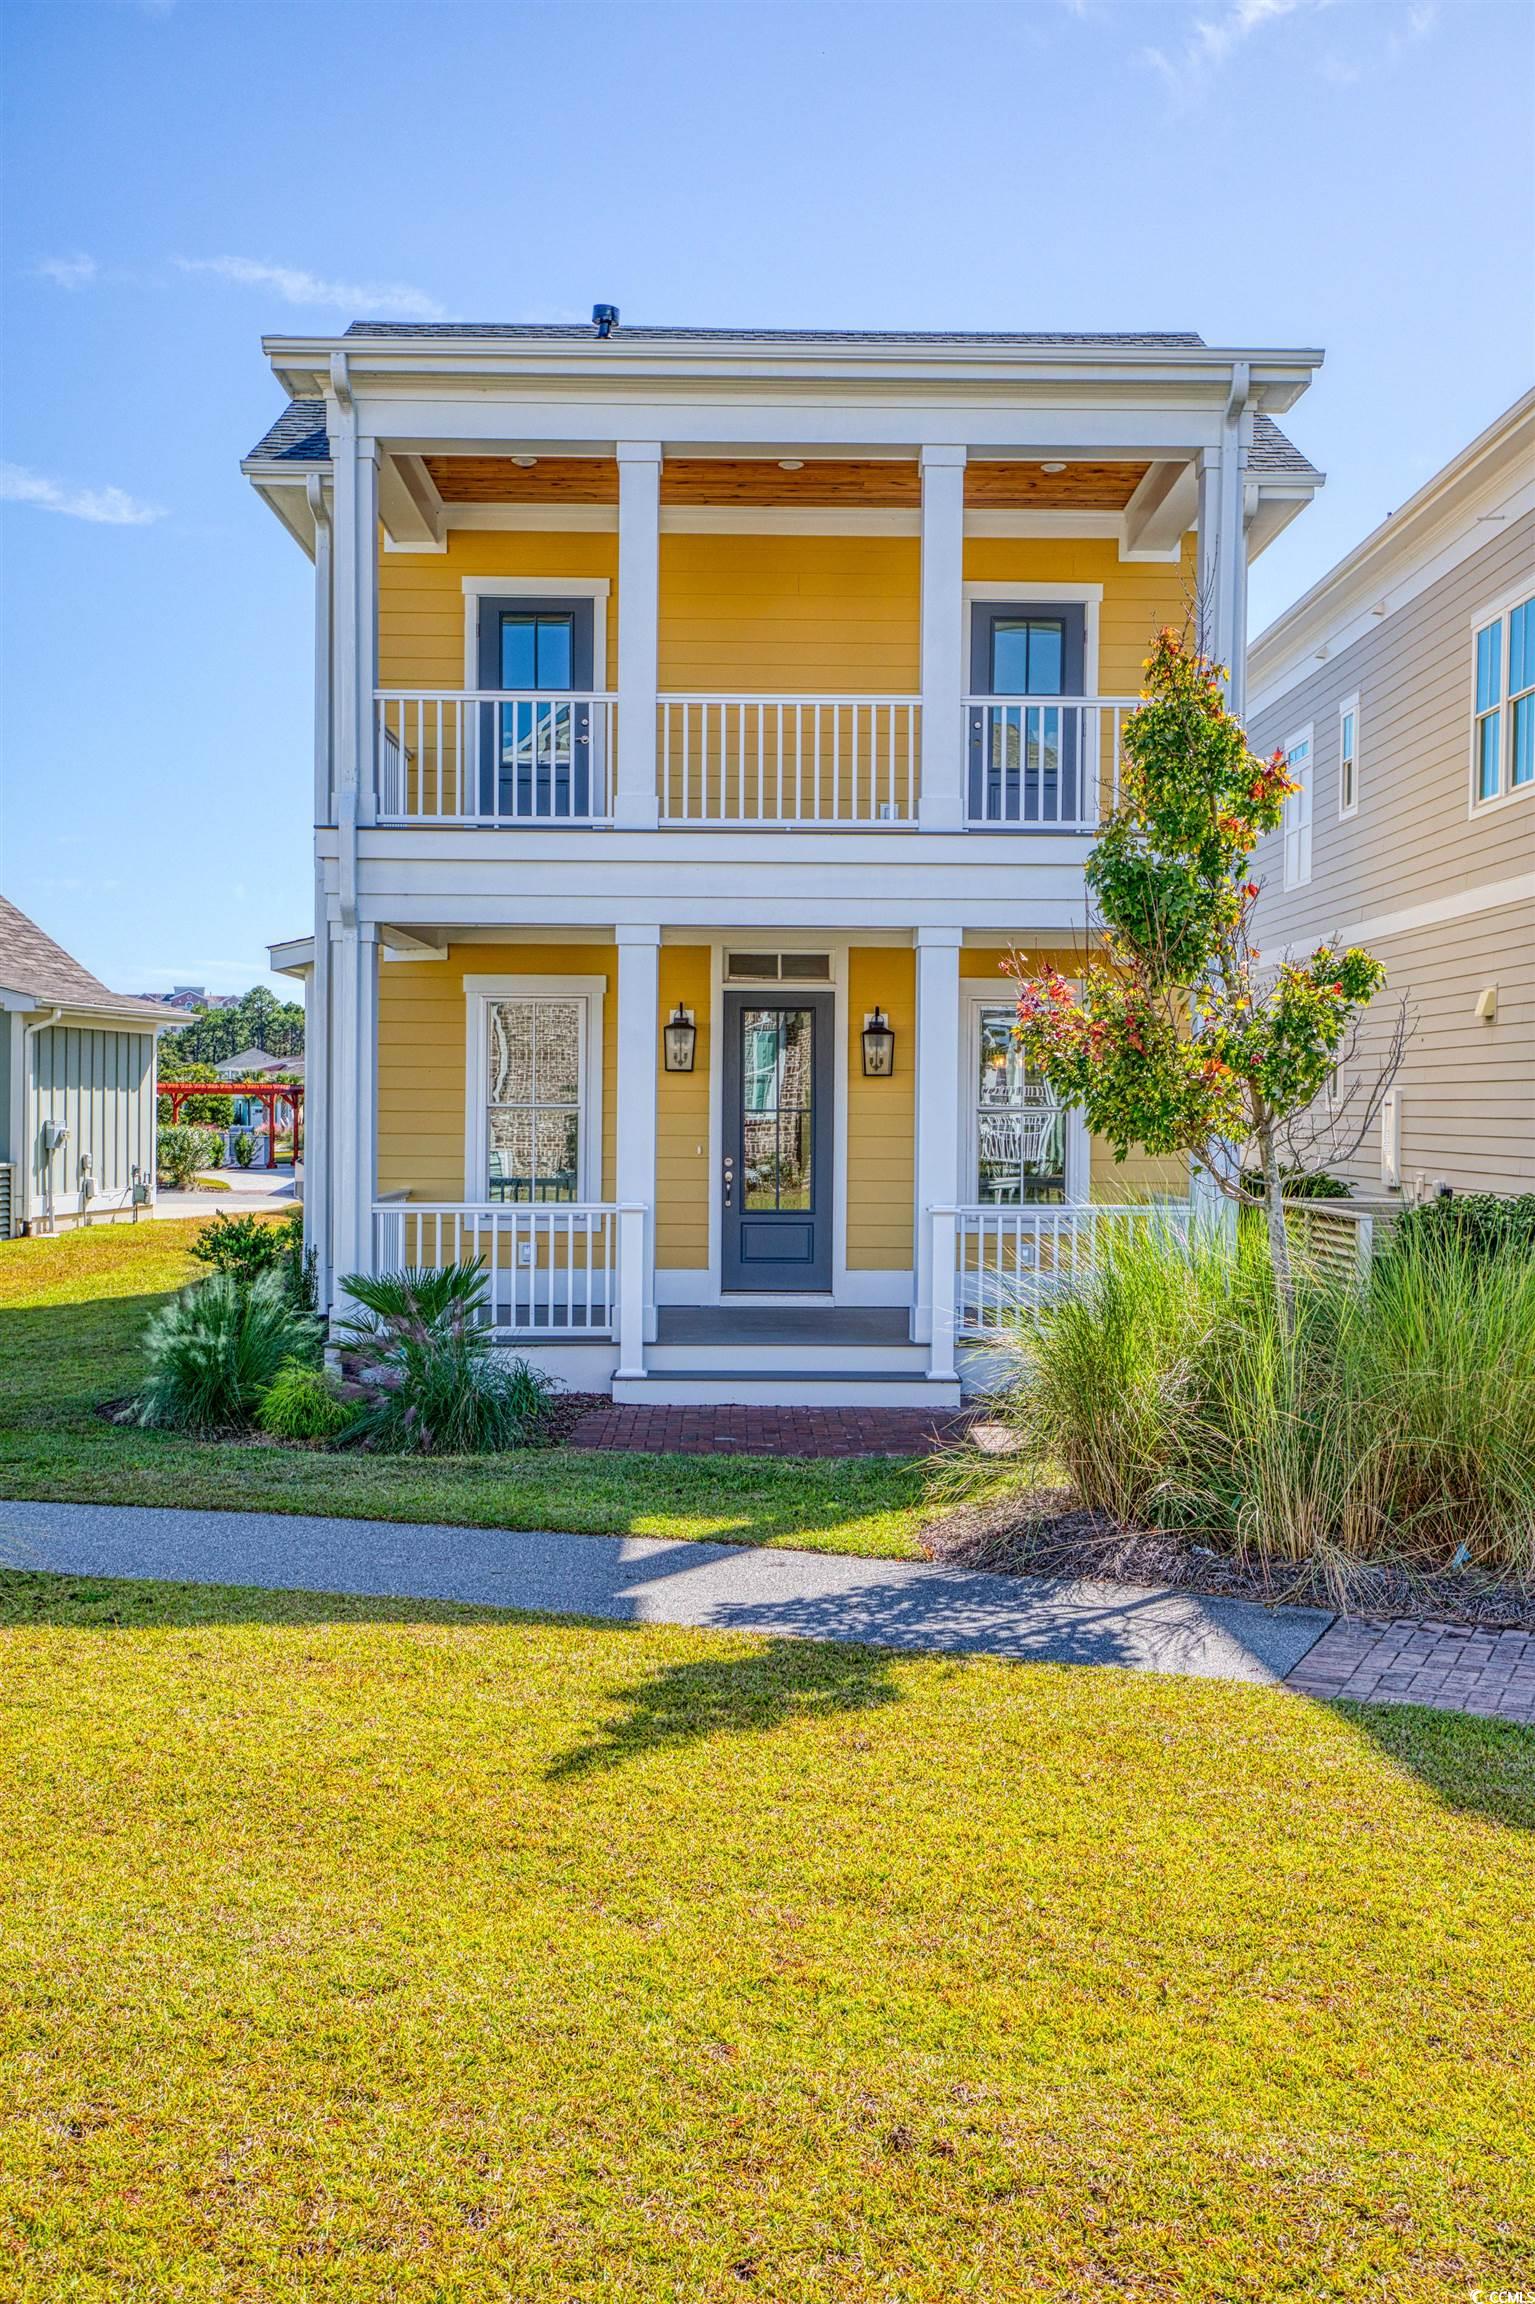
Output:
0,1500,1330,1686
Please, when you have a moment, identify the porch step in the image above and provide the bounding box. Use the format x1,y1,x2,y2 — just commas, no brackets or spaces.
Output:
613,1368,962,1408
645,1340,930,1374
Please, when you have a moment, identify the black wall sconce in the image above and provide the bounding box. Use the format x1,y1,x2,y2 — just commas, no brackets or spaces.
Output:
861,1007,896,1077
663,1003,697,1072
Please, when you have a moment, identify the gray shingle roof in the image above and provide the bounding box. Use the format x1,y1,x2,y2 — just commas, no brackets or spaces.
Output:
1250,411,1322,482
245,399,329,464
344,322,1208,347
0,896,184,1023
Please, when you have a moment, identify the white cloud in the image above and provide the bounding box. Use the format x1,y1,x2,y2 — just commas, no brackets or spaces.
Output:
1143,0,1335,85
175,255,444,321
0,463,166,526
35,253,98,290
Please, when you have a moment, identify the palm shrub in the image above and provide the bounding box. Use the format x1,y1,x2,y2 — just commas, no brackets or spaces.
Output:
128,1272,321,1432
337,1262,556,1454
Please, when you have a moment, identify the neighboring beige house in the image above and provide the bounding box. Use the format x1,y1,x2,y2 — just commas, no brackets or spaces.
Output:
1248,391,1535,1201
0,896,184,1235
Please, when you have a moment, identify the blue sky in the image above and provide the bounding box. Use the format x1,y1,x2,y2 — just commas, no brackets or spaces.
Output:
2,0,1531,996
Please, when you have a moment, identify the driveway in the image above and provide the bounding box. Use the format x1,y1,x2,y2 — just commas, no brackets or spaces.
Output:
0,1500,1330,1686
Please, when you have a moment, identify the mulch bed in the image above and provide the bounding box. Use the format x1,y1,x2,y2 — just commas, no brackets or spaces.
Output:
925,1492,1535,1631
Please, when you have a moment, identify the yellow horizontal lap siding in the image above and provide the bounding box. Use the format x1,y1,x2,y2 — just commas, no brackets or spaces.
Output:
658,535,921,820
376,943,617,1208
846,947,915,1270
656,948,712,1269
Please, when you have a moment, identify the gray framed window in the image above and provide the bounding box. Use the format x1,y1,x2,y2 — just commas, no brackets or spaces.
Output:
485,998,584,1203
476,596,596,818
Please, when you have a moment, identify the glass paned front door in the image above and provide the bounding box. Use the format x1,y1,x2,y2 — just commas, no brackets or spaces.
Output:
722,993,832,1289
476,597,594,818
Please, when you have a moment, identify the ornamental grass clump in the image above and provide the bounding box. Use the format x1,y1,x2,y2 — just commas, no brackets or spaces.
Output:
128,1272,321,1433
256,1361,356,1444
993,1222,1535,1580
337,1262,556,1455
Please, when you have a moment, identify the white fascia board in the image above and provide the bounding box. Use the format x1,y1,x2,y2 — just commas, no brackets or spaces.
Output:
243,472,321,557
265,334,1322,401
268,935,316,977
431,504,1133,540
1249,390,1535,702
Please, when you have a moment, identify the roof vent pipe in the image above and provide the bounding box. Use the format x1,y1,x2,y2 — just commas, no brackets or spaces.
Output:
592,304,619,338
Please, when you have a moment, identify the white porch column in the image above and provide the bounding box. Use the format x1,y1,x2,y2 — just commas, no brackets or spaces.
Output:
615,442,662,829
306,878,333,1309
1197,364,1253,711
912,926,963,1345
328,921,378,1303
615,924,661,1352
918,445,967,831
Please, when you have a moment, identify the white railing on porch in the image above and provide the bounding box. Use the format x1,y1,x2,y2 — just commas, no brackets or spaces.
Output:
658,696,921,824
962,697,1138,831
374,692,618,823
370,1201,620,1336
949,1202,1192,1336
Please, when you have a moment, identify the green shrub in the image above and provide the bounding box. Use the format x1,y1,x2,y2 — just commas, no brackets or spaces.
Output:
257,1361,355,1442
128,1273,321,1432
192,1207,311,1307
337,1262,556,1455
1240,1168,1352,1200
233,1131,255,1168
989,1222,1535,1578
1391,1193,1535,1264
156,1124,224,1191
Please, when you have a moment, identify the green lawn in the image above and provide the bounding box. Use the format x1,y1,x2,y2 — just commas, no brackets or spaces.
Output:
0,1570,1530,2301
0,1221,929,1554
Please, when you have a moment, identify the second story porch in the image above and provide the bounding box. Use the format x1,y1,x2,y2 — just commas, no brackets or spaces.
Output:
244,325,1324,848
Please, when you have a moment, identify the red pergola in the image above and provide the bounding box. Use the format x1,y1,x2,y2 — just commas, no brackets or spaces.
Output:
161,1079,303,1163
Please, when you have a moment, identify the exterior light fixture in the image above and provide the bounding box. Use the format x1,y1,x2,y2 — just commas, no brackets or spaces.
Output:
511,454,539,468
861,1007,896,1078
777,458,805,471
663,1004,697,1072
1040,461,1067,474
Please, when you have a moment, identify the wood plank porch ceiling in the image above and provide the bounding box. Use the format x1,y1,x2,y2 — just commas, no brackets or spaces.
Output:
422,455,1153,510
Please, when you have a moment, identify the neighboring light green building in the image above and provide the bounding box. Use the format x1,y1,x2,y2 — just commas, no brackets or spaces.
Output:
0,896,184,1236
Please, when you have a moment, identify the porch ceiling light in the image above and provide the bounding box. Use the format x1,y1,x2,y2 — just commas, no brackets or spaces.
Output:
663,1004,697,1072
861,1007,896,1078
777,458,805,471
511,454,539,467
1040,461,1067,474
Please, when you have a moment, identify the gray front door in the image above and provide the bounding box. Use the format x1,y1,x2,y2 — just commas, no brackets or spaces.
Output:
722,991,834,1291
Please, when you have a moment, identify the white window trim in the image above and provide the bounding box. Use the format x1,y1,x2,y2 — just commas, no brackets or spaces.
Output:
960,580,1103,698
963,991,1087,1206
462,974,606,1204
1282,721,1314,890
1468,583,1535,815
460,576,612,693
1337,691,1360,821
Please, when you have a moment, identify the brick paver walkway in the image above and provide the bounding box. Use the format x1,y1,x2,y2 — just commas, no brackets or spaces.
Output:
1286,1617,1535,1724
563,1404,974,1457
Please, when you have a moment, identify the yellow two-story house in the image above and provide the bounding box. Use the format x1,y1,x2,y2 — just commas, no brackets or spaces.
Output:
250,316,1322,1405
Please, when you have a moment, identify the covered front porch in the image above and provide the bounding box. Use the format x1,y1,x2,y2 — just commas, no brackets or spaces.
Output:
295,924,1190,1405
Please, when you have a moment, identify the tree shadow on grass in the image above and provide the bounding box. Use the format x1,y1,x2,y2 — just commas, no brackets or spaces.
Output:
546,1636,904,1780
1317,1695,1535,1835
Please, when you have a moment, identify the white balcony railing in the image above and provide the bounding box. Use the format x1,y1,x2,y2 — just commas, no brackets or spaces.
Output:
370,1201,619,1336
659,696,921,825
374,692,617,823
963,697,1138,831
953,1201,1191,1334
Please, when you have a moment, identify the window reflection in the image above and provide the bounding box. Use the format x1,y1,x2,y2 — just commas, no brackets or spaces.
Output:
740,1007,814,1210
976,1007,1064,1203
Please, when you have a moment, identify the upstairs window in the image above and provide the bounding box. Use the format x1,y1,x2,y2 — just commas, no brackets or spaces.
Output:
1338,695,1360,819
1472,591,1534,807
1282,725,1314,888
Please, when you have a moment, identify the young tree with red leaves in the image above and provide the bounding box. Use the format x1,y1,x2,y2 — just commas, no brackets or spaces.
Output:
1010,631,1389,1317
